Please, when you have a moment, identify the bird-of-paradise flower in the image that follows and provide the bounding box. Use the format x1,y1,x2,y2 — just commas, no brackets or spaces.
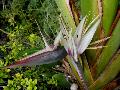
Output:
2,15,101,69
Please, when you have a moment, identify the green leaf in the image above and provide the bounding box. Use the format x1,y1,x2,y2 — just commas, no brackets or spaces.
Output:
52,73,70,87
67,56,88,90
95,19,120,77
89,54,120,90
83,55,94,86
102,0,118,35
55,0,76,33
80,0,98,24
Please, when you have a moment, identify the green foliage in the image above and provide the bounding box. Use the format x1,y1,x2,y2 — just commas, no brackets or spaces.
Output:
89,54,120,90
102,0,118,36
0,0,69,89
55,0,76,33
51,73,70,87
0,68,10,84
1,0,119,89
96,19,120,77
3,73,37,90
80,0,98,24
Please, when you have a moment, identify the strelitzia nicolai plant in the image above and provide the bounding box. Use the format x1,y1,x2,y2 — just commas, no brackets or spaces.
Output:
2,15,100,69
1,6,101,90
1,0,120,89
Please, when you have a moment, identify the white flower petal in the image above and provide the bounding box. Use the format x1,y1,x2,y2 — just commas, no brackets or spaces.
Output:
78,18,101,54
74,16,86,47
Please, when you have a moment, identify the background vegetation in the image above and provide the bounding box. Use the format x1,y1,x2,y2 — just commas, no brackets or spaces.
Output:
0,0,70,89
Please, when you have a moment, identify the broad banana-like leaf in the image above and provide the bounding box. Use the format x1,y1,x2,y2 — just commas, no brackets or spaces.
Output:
89,54,120,90
80,0,99,24
103,0,118,36
55,0,76,33
95,19,120,78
